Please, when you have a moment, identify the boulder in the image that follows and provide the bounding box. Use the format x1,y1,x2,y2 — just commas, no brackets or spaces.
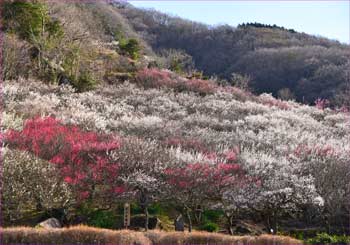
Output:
37,218,62,229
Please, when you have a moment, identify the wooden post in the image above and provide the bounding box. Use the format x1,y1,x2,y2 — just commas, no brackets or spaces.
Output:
124,203,130,229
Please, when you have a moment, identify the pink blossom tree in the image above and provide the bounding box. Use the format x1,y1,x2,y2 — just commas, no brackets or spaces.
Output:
4,116,123,205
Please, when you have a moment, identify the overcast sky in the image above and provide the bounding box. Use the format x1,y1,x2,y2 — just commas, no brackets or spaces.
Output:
129,1,350,44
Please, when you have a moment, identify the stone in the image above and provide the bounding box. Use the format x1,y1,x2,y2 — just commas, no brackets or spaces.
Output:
38,218,62,229
174,214,185,232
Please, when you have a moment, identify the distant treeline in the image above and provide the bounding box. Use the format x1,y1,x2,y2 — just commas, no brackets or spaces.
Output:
238,22,297,33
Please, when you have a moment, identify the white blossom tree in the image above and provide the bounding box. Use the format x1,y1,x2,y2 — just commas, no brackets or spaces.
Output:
111,137,175,230
2,148,73,223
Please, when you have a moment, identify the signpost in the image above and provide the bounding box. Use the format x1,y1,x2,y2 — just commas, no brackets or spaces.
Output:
124,202,130,229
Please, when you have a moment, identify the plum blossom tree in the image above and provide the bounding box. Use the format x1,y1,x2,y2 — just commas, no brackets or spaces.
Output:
294,144,350,233
164,148,245,232
111,137,175,230
219,180,260,235
206,148,261,235
2,147,73,223
4,116,123,204
239,149,323,234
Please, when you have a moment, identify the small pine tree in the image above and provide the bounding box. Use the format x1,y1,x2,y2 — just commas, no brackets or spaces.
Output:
119,38,141,60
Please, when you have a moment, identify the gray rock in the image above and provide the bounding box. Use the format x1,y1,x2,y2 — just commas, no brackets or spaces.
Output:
38,218,62,229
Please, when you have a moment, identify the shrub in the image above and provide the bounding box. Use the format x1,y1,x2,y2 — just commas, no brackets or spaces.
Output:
148,203,165,215
119,38,141,60
88,210,117,229
158,232,302,245
1,226,151,245
72,72,98,92
202,210,224,223
200,222,219,232
0,227,303,245
185,78,217,95
75,203,118,229
306,233,350,245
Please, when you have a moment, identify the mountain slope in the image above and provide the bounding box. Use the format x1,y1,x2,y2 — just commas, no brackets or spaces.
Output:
115,2,350,107
3,0,350,107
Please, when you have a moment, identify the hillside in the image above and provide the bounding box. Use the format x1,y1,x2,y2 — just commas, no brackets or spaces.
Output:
115,2,350,107
1,0,350,244
3,0,350,107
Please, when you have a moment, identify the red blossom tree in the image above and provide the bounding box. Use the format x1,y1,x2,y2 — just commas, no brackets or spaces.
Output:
135,68,217,95
135,68,176,89
4,116,123,202
164,148,245,232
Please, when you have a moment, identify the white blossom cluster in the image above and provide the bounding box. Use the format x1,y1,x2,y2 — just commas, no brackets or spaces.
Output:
2,147,73,222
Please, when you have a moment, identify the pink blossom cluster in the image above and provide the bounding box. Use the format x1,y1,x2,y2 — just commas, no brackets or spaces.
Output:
165,162,243,191
293,144,338,158
4,117,123,199
259,95,291,110
135,68,176,88
314,98,330,110
136,68,217,95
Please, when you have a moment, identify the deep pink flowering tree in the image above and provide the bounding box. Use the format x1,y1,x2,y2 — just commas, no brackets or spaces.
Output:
135,68,217,95
4,116,123,202
135,68,176,89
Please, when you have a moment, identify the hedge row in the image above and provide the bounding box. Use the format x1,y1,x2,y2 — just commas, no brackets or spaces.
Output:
1,226,303,244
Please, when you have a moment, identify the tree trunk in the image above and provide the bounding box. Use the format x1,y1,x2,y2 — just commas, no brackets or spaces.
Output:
266,214,272,234
139,191,149,231
226,214,234,235
144,205,149,231
272,212,277,235
186,209,192,232
194,205,203,224
266,211,278,235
